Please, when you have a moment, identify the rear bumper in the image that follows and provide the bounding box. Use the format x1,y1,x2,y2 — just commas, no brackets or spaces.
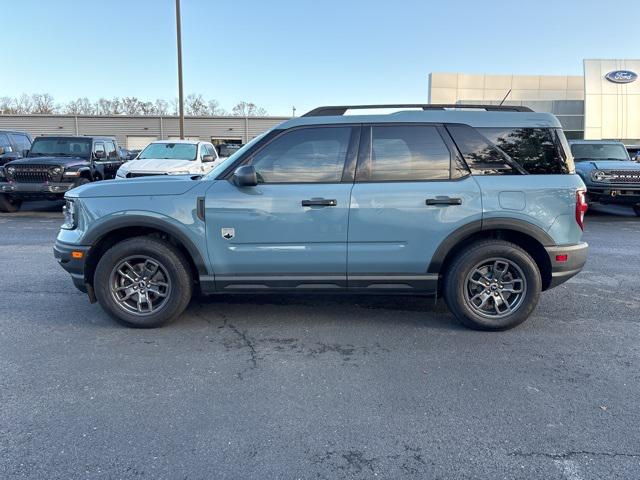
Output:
53,240,92,294
545,242,588,289
1,181,75,197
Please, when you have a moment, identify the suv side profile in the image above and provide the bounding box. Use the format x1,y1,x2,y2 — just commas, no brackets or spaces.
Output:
54,104,588,331
0,136,124,212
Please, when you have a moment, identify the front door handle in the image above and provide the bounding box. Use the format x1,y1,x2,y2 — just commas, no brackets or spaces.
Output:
426,197,463,206
301,198,337,207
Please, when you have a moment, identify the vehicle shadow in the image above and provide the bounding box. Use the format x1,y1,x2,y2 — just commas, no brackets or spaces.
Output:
188,292,465,332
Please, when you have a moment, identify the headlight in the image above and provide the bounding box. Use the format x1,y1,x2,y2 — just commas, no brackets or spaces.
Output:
591,170,609,182
6,166,16,176
168,171,190,175
61,199,77,230
51,166,63,175
63,171,81,177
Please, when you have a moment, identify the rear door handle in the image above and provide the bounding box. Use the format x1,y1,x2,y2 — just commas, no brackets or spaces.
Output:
301,198,337,207
426,197,463,206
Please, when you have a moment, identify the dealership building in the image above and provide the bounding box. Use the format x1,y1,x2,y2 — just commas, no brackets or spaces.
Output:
429,59,640,144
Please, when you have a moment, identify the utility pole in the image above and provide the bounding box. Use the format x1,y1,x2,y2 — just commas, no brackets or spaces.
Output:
292,106,296,117
175,0,185,139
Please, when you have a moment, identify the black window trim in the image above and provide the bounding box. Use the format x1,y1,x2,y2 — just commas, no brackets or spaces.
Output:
222,124,362,185
354,122,461,184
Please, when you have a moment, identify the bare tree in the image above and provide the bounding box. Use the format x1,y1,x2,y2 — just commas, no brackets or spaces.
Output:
185,94,208,116
121,97,143,115
0,97,17,114
207,99,228,116
14,94,34,114
31,93,57,114
64,97,94,115
95,98,113,115
154,99,170,115
139,101,156,116
232,101,267,117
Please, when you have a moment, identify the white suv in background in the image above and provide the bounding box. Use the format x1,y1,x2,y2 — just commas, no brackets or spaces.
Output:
116,140,220,179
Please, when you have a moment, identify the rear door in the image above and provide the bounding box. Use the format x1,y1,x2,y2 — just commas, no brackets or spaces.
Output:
205,125,359,290
347,124,482,291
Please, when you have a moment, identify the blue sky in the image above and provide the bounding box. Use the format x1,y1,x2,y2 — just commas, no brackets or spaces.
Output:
3,0,640,116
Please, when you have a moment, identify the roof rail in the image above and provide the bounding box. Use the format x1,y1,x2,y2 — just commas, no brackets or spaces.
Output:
302,104,533,117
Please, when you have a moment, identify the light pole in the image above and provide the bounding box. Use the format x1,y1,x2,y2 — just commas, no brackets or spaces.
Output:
175,0,185,139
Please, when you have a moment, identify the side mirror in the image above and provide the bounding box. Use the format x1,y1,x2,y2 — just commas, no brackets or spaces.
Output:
94,150,105,159
202,154,215,162
232,165,258,187
22,149,29,157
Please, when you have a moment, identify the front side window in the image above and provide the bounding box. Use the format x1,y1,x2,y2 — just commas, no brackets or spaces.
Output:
138,143,198,161
0,133,10,149
10,134,31,151
94,143,105,156
363,125,450,181
249,127,351,183
29,138,91,158
103,140,117,159
478,127,572,174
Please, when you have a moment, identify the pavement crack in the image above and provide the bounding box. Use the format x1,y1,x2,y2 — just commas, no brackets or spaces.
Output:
509,450,640,459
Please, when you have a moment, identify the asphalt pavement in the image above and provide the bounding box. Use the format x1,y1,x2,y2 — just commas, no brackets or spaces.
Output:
1,201,639,479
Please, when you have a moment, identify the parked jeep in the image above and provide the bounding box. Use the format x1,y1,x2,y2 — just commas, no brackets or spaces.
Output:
570,140,640,216
54,104,588,331
0,130,32,167
0,136,123,212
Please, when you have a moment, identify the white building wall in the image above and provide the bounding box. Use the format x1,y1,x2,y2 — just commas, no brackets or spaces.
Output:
584,59,640,142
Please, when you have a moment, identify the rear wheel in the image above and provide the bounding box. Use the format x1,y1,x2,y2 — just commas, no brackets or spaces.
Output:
443,240,542,331
0,194,22,213
94,237,193,328
71,177,91,189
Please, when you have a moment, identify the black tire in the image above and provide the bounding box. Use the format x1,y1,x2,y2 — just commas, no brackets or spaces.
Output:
633,204,640,217
0,194,22,213
443,240,542,331
94,236,193,328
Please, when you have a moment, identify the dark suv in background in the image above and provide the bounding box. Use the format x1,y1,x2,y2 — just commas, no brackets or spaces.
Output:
0,130,32,167
0,136,124,212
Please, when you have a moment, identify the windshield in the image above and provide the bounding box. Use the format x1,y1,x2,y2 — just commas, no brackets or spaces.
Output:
29,138,91,158
138,143,197,161
204,133,267,179
570,143,630,161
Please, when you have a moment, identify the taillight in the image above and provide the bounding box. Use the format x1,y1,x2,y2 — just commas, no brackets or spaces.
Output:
576,189,588,230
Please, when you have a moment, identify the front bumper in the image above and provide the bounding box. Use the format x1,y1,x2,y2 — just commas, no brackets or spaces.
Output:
1,181,75,196
545,242,588,289
587,186,640,205
53,240,93,297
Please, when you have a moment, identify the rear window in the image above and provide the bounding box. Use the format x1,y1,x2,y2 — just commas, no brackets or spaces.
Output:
447,124,573,175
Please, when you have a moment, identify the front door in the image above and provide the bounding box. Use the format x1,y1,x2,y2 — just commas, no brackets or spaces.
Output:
347,124,482,291
205,125,359,290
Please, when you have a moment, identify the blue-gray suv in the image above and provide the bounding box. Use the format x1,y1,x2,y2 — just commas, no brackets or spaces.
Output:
570,140,640,216
54,104,589,331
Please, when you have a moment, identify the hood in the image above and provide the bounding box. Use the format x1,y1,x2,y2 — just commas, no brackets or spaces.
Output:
6,156,88,167
576,160,639,171
67,175,202,198
119,158,198,174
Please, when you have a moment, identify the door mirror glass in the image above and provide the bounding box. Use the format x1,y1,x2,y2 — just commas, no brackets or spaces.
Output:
232,165,258,187
202,154,215,162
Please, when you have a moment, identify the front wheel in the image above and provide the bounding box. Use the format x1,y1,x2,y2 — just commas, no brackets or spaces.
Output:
443,240,542,331
633,204,640,217
94,237,193,328
0,194,22,213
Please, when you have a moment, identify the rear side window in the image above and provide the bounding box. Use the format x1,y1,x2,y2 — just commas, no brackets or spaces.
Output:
478,127,572,174
360,125,450,181
446,124,516,175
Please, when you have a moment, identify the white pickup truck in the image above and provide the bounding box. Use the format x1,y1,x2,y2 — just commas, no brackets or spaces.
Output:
116,140,221,178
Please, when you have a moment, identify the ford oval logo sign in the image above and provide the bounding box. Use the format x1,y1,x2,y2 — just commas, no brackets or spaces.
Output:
605,70,638,84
